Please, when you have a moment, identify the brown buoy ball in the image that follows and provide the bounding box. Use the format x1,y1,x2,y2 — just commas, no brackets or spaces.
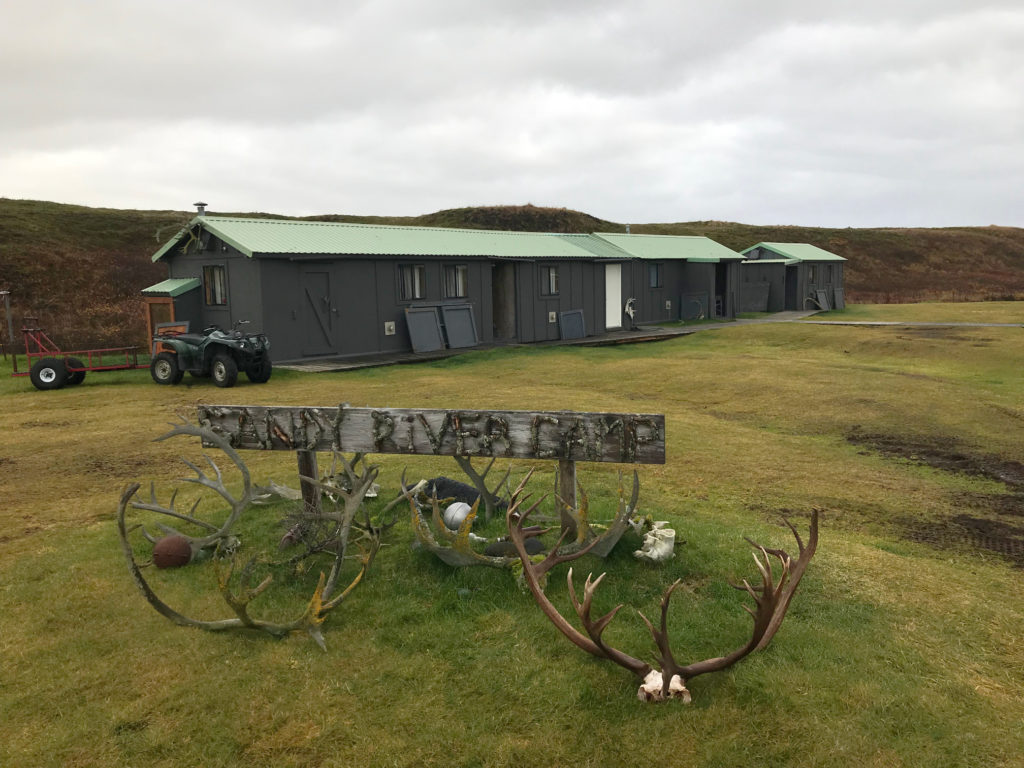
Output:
153,535,193,568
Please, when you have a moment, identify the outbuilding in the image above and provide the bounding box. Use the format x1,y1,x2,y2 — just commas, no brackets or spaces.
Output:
142,213,746,362
738,242,846,312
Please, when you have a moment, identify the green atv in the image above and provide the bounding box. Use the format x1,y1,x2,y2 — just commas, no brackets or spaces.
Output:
150,321,272,388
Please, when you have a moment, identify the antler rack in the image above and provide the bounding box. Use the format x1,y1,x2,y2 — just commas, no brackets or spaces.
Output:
505,471,818,701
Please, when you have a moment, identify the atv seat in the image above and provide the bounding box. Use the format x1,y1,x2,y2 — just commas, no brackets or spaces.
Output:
160,333,208,346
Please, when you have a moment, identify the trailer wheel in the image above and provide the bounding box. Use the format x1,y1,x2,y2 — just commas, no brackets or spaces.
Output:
151,352,184,385
30,357,68,390
66,357,86,385
246,357,272,384
211,354,238,388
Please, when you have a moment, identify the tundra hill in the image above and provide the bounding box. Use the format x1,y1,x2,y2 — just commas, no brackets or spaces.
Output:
1,197,1022,349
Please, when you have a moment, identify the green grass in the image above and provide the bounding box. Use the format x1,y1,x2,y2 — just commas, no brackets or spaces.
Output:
2,305,1024,767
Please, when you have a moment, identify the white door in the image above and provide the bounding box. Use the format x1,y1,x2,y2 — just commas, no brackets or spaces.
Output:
605,263,622,329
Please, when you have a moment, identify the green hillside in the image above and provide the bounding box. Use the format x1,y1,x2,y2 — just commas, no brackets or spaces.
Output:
1,197,1022,349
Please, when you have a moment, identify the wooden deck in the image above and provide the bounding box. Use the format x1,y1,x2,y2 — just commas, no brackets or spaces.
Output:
276,325,699,373
275,313,827,374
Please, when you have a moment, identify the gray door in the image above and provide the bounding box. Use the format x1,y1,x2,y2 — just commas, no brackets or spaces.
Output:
301,270,334,355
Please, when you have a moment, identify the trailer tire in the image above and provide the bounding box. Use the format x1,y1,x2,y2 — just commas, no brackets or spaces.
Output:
151,352,184,385
211,354,238,388
30,357,68,390
66,357,86,385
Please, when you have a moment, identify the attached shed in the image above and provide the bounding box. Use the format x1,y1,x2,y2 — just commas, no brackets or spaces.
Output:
739,242,847,311
592,233,745,322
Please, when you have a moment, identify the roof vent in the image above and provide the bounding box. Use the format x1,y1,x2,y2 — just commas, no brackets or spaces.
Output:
194,201,208,216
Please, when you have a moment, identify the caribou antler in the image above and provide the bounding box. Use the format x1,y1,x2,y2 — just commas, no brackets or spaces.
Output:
129,422,265,562
452,455,511,522
117,427,388,649
507,476,819,701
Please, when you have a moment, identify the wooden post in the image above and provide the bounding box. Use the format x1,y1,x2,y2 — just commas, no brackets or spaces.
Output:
557,459,577,539
296,449,321,517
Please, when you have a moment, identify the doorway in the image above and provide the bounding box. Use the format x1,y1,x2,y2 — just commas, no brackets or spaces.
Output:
301,269,334,355
491,262,517,341
605,263,622,330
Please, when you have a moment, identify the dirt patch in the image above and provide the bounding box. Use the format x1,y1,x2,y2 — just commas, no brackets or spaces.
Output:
847,431,1024,489
20,420,72,428
899,515,1024,566
954,491,1024,517
850,431,1024,565
82,455,158,476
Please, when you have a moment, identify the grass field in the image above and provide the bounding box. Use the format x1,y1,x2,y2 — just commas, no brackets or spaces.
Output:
1,304,1023,767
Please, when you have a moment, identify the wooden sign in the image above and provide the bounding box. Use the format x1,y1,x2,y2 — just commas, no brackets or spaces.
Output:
197,405,665,465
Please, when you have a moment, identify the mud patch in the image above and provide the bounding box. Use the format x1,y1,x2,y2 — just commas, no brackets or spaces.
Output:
899,515,1024,566
20,420,72,428
847,431,1024,489
82,455,158,476
851,431,1024,565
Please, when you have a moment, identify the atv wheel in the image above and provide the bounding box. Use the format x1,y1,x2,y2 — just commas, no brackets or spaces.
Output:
246,356,272,384
151,352,184,385
30,357,68,390
66,357,87,385
211,354,238,388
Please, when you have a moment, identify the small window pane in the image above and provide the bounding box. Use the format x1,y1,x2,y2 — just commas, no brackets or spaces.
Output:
445,264,468,298
542,265,559,295
649,263,663,288
203,265,227,305
401,265,425,300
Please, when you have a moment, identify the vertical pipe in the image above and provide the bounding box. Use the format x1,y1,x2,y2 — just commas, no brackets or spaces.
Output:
1,290,15,370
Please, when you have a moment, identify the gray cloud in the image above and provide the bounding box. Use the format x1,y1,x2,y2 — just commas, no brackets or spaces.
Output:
1,0,1022,226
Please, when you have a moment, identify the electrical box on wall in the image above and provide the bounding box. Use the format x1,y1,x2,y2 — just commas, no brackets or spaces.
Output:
665,300,672,311
384,321,396,336
548,311,557,323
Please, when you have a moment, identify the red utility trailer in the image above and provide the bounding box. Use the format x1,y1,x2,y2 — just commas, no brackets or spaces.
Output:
11,318,147,390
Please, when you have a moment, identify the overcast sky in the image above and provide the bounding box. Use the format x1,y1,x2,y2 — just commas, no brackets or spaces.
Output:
1,1,1022,227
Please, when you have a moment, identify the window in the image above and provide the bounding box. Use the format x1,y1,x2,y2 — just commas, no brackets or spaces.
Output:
444,264,468,298
541,265,559,295
807,265,817,283
400,264,425,300
649,263,663,288
203,265,227,305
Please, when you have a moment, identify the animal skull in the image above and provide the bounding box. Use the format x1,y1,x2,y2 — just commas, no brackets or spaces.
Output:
637,669,691,702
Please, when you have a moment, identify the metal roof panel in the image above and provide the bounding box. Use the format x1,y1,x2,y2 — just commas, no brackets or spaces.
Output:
153,216,603,260
742,242,846,262
141,277,201,297
593,233,745,261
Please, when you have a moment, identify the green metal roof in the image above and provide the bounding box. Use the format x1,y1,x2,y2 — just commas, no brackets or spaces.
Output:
152,216,603,261
556,234,634,260
592,233,745,262
742,242,846,262
141,277,201,297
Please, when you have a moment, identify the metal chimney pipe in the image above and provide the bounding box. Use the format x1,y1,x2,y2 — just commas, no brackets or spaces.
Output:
194,201,208,216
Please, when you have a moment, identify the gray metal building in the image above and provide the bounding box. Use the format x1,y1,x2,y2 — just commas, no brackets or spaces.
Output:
738,242,847,312
142,215,746,362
